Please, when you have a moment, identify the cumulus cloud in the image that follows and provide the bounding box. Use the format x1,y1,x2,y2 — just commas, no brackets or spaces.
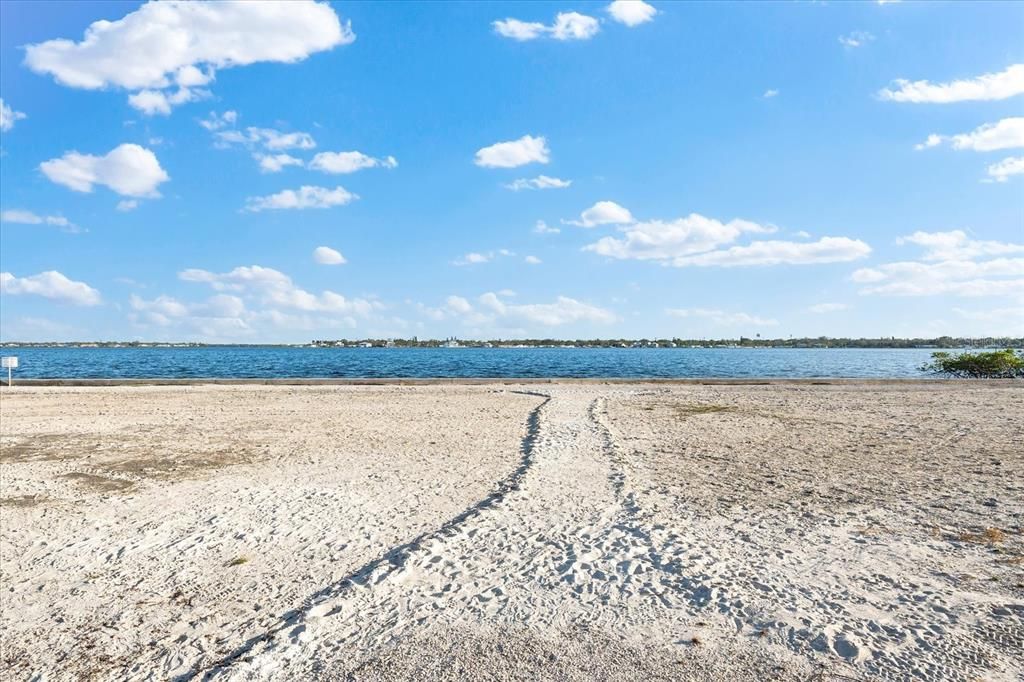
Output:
40,143,169,197
244,185,357,212
493,12,599,41
665,308,778,327
504,175,571,191
879,64,1024,103
452,249,515,266
896,230,1024,261
179,264,377,315
985,156,1024,183
475,135,550,168
445,295,473,315
533,220,561,235
763,89,779,99
524,255,542,265
25,1,353,115
1,209,83,233
915,117,1024,152
313,246,346,265
116,199,139,212
606,1,657,27
256,153,304,173
309,151,398,174
808,303,849,314
453,252,492,266
839,31,874,49
583,213,774,258
583,212,869,268
853,230,1024,297
129,292,252,333
128,85,209,115
1,270,101,305
0,98,27,131
566,201,634,228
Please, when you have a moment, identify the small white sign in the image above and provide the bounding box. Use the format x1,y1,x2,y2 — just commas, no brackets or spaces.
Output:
0,357,17,369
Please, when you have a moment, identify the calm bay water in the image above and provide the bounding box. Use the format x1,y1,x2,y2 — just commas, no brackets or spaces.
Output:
0,346,954,379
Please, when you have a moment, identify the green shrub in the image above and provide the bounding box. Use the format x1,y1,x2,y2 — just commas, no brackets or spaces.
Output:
921,349,1024,378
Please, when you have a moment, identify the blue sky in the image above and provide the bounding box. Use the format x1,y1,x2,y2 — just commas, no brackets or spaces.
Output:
1,0,1022,342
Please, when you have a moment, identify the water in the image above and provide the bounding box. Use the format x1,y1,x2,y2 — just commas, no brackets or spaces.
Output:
0,346,954,379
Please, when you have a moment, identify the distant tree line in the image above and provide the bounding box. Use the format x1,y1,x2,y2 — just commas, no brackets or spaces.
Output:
4,336,1021,349
310,336,1023,349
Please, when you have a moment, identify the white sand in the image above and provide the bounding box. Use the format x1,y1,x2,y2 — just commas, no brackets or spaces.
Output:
1,383,1022,680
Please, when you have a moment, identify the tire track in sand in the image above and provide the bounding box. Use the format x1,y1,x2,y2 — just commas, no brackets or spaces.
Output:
187,390,551,681
205,388,644,680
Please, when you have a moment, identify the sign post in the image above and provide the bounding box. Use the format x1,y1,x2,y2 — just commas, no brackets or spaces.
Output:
1,357,17,387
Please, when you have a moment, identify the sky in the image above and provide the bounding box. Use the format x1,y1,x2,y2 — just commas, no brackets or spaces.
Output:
1,0,1022,343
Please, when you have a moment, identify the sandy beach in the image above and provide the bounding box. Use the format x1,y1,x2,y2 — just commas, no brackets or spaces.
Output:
1,382,1022,681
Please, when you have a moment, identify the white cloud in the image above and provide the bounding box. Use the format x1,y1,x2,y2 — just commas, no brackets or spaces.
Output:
129,293,189,324
128,85,209,115
477,293,616,326
550,12,601,40
896,230,1024,261
199,110,238,131
879,64,1024,103
763,89,779,98
583,213,774,258
808,303,849,314
504,175,571,191
313,246,346,265
40,143,169,197
582,211,869,268
309,151,398,174
985,156,1024,183
606,1,657,27
256,153,304,173
1,209,82,233
446,296,473,315
566,201,634,228
453,252,491,266
475,135,550,168
916,117,1024,152
839,31,874,49
666,308,778,327
854,231,1024,297
494,12,599,41
451,249,515,266
179,264,377,315
524,255,542,265
533,220,561,235
0,98,27,131
218,126,317,151
1,271,101,305
492,19,548,41
129,292,251,331
116,199,139,212
670,237,872,267
244,185,357,212
25,1,353,115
